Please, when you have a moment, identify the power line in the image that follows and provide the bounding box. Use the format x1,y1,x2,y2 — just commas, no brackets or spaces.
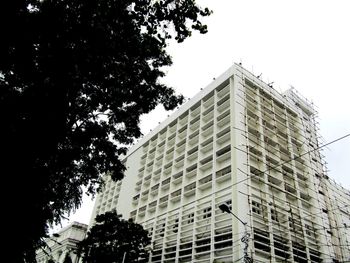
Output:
232,131,350,261
232,133,350,188
239,182,350,224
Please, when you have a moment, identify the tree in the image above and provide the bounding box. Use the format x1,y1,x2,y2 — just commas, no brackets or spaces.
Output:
0,0,211,262
77,211,151,263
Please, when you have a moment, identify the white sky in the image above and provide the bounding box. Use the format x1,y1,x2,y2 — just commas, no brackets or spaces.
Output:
62,0,350,229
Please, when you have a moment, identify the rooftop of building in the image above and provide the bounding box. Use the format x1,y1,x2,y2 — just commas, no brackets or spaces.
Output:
122,63,316,161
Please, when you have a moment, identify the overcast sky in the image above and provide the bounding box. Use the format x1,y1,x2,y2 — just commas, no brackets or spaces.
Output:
62,0,350,229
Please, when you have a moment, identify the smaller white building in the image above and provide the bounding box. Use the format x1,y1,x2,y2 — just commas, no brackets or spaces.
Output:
36,222,88,263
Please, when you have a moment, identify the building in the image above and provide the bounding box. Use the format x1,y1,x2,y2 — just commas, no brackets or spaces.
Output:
36,222,88,263
90,64,350,262
323,179,350,262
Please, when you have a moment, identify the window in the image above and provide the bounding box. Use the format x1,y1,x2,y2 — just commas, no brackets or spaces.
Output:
305,224,314,237
173,218,179,233
187,213,194,224
252,200,261,215
271,209,278,222
159,223,165,237
203,207,212,219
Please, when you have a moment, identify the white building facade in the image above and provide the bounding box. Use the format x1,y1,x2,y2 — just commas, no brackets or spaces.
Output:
323,180,350,262
90,64,350,262
36,222,88,263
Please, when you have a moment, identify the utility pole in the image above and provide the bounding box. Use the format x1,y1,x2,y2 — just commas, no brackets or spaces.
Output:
219,204,253,263
122,252,126,263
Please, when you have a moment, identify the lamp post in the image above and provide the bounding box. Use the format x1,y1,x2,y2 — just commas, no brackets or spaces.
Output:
218,204,252,263
122,251,126,263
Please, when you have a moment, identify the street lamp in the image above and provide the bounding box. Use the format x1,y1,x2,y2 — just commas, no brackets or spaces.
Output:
219,204,252,263
218,204,247,226
122,252,126,263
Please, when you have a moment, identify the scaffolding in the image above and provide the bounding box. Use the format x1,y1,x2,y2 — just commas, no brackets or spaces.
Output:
91,64,350,263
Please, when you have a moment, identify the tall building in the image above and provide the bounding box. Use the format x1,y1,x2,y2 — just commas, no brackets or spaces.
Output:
90,64,350,262
36,222,88,263
323,179,350,262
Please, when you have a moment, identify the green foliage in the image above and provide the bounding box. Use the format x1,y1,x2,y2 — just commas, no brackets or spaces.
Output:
77,211,151,263
0,0,210,262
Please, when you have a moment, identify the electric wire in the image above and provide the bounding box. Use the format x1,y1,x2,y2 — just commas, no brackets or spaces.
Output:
237,133,349,188
237,84,350,262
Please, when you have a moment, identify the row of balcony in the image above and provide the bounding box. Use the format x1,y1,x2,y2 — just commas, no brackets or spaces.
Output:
139,118,231,177
141,86,231,154
136,139,233,192
133,176,232,213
